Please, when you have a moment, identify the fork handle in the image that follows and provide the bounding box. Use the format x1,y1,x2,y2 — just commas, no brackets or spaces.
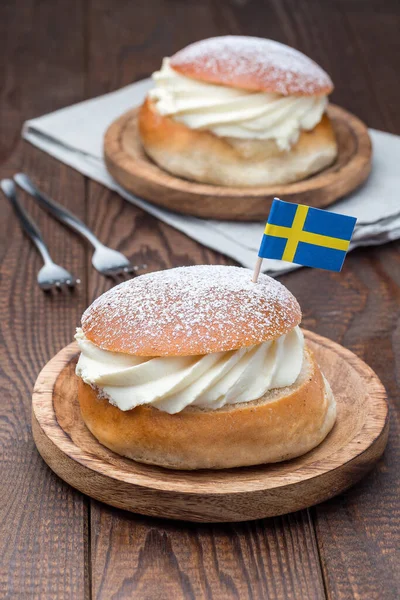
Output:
14,173,101,249
1,179,52,264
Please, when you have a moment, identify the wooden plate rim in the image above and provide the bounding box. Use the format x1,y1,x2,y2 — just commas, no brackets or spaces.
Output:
32,330,388,496
104,103,372,199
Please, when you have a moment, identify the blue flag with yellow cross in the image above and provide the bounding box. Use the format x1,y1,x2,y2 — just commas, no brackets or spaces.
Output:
258,199,357,272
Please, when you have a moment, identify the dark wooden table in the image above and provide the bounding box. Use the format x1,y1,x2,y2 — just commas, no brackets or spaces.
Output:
1,1,399,598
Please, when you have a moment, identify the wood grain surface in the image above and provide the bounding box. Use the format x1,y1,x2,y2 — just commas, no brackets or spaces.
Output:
31,332,388,522
0,1,89,598
1,0,399,598
104,104,372,221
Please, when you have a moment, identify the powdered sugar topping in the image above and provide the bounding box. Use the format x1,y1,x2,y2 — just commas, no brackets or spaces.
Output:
170,36,333,96
81,266,301,356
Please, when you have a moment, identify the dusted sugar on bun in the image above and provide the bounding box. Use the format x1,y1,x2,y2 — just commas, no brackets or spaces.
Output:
139,36,337,187
81,265,301,356
76,265,336,469
170,36,333,96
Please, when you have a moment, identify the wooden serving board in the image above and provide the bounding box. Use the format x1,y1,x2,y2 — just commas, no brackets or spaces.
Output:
104,104,372,221
32,330,388,522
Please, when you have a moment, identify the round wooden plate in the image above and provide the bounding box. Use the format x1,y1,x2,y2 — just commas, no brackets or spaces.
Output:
32,330,388,523
104,104,372,221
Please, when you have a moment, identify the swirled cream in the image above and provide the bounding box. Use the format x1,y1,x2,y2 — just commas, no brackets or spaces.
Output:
75,326,304,415
148,59,328,151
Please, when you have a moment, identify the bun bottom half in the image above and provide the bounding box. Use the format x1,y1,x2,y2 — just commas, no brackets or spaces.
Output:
77,348,336,470
138,99,338,187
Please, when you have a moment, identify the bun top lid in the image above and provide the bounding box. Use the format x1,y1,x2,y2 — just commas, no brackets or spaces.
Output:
170,36,333,97
81,265,301,357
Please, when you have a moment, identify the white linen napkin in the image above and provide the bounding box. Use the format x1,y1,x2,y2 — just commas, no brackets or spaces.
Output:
23,79,400,274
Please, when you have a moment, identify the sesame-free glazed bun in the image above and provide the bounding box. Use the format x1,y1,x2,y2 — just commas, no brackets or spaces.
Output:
78,349,336,469
139,99,338,187
139,36,337,187
77,266,336,470
81,266,301,357
170,36,333,96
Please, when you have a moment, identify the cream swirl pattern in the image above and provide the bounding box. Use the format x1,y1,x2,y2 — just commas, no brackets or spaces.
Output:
75,326,304,414
149,59,328,150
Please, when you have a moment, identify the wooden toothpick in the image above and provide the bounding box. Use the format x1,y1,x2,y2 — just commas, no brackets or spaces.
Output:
252,257,263,283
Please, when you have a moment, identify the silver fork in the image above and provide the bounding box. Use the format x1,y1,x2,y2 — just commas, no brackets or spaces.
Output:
14,173,146,277
1,179,80,291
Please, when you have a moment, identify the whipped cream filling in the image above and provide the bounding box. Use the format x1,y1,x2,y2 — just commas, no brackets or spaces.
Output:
75,326,304,415
148,59,328,151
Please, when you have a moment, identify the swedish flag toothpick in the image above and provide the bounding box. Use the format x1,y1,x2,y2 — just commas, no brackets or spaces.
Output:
253,198,357,282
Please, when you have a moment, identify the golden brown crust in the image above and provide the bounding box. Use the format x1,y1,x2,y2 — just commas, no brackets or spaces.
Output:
169,36,334,96
78,349,336,470
81,265,301,357
139,98,338,187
